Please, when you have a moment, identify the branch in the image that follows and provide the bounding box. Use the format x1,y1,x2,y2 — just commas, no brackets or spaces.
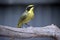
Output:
0,24,60,40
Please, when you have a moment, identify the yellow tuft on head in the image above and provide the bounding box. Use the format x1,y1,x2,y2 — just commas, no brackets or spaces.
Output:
26,4,34,11
27,4,34,7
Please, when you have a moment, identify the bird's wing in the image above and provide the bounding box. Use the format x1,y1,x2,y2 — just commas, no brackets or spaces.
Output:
19,12,27,22
17,12,27,27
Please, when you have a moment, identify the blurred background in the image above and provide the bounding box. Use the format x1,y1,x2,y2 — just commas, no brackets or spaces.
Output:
0,0,60,40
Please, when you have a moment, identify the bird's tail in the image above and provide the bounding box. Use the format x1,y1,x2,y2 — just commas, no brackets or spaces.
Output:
17,23,23,28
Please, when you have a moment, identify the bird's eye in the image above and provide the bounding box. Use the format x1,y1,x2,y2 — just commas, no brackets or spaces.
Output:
26,7,32,11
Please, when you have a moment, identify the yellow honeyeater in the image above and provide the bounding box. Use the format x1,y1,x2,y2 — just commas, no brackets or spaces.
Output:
17,5,34,28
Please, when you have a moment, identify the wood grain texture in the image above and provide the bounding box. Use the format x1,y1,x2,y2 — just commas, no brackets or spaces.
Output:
0,24,60,40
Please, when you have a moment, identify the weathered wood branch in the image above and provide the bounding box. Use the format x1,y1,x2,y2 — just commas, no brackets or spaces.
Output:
0,24,60,40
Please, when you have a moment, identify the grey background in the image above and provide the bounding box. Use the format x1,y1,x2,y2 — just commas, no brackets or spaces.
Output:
0,0,60,40
0,0,59,4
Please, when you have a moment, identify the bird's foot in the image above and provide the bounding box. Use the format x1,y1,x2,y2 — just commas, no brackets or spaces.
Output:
25,23,31,27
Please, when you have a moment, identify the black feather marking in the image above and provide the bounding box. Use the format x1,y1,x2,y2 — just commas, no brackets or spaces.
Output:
26,6,34,11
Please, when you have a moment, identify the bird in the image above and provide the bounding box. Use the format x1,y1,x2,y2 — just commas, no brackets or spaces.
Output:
17,4,34,28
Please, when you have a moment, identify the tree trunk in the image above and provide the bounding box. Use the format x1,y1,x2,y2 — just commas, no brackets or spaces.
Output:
0,24,60,40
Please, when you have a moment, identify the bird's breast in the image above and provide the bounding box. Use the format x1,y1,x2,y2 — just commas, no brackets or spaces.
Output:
24,12,34,23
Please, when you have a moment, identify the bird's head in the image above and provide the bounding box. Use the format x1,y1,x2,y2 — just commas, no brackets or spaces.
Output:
26,4,34,11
